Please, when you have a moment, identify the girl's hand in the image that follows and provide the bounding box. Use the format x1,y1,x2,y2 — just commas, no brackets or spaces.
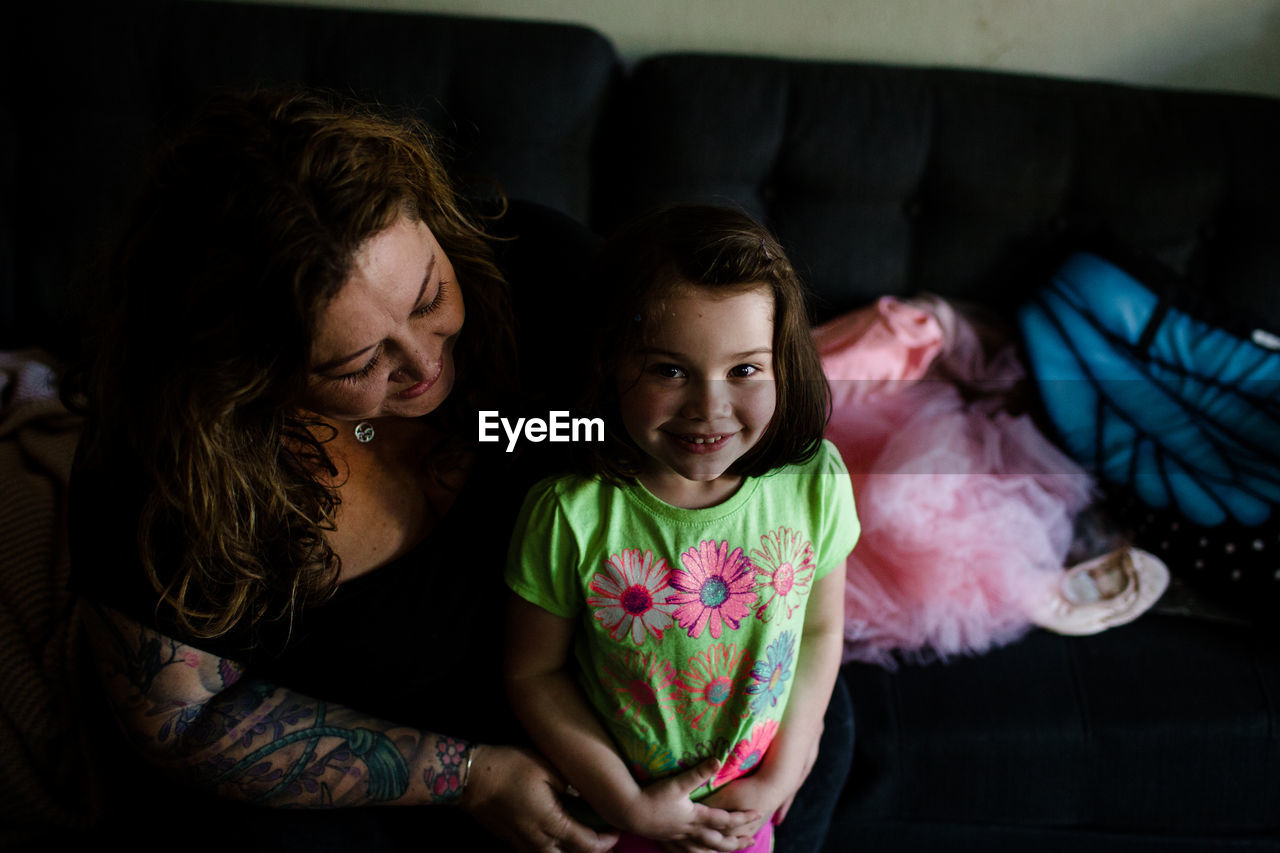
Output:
623,758,760,850
658,738,820,853
666,770,795,852
461,744,619,853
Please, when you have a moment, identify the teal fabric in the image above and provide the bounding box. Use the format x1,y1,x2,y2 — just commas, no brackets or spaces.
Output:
1019,252,1280,528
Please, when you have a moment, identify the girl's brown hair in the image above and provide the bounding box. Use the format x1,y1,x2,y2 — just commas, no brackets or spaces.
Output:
70,86,515,641
578,204,830,483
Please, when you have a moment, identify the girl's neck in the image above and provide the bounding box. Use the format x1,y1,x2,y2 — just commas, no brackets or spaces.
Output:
637,469,745,510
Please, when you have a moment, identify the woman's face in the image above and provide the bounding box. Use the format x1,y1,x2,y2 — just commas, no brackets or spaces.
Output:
302,215,465,423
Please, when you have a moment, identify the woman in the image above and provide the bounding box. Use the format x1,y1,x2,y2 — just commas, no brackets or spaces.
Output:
65,86,626,852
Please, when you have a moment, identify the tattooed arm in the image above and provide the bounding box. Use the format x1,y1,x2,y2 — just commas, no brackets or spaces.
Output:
82,601,619,851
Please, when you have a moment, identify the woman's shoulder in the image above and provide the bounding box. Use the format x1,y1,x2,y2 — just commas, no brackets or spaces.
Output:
487,200,602,410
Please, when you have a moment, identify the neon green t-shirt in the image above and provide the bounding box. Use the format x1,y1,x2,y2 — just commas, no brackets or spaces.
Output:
505,439,859,796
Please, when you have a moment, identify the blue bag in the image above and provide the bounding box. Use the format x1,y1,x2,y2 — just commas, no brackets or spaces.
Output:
1018,251,1280,529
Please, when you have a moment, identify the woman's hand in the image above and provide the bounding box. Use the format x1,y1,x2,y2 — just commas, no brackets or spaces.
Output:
461,744,619,853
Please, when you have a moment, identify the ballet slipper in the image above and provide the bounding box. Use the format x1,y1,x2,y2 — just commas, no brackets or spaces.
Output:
1029,547,1170,636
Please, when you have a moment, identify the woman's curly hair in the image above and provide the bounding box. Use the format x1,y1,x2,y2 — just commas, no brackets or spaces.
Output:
69,86,515,641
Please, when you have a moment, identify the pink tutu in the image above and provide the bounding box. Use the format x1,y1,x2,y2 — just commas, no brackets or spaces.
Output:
818,296,1096,668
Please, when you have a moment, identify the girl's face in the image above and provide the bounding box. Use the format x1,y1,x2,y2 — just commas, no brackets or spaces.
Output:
302,215,465,423
617,283,777,508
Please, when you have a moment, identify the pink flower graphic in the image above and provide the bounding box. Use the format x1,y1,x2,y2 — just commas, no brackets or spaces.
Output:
667,540,756,639
676,643,753,730
750,527,815,622
714,719,779,787
600,649,681,725
588,549,677,645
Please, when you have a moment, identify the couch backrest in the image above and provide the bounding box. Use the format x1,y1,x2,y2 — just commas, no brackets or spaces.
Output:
5,2,1279,353
596,54,1280,329
2,0,619,354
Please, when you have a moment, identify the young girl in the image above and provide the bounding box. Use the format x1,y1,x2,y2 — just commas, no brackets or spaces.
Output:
504,205,860,852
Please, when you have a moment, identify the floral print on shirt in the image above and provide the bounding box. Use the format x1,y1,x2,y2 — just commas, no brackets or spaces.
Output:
668,540,756,639
746,630,796,715
615,730,680,782
715,719,780,787
587,549,677,645
676,642,753,731
750,527,816,622
587,527,819,796
600,648,682,725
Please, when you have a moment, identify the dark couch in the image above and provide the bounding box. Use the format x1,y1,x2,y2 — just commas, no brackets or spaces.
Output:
4,2,1279,851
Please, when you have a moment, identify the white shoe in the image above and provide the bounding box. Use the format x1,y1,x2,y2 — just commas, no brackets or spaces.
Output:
1030,547,1170,636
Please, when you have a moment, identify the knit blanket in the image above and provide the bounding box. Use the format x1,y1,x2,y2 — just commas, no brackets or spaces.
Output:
0,350,94,844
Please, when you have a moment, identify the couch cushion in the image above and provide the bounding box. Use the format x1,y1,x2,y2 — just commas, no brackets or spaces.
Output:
834,614,1280,843
600,54,1280,330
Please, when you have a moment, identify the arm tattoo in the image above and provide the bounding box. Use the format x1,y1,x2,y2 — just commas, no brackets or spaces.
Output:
187,688,410,803
423,737,469,802
93,607,470,807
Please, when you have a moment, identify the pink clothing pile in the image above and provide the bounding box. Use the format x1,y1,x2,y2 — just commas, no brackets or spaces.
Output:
818,296,1095,668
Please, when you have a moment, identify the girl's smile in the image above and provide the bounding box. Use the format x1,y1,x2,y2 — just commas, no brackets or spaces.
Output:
617,283,777,508
666,432,732,452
